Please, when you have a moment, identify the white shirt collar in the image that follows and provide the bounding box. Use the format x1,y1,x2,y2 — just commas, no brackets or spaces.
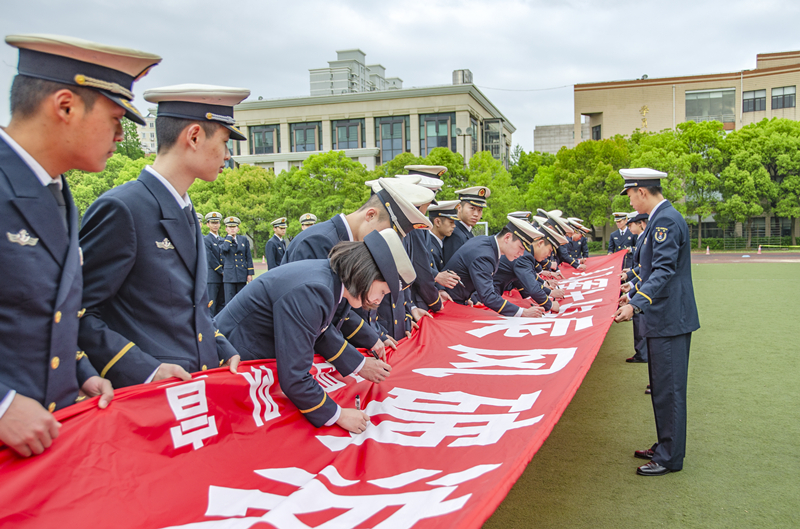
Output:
274,234,283,241
460,220,473,233
492,235,501,260
0,127,62,190
619,226,627,236
145,165,192,209
432,233,444,247
339,213,354,242
339,284,345,304
648,199,668,219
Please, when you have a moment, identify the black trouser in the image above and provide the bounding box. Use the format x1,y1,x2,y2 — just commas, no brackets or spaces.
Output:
224,282,246,304
632,313,648,361
647,332,692,470
207,283,225,316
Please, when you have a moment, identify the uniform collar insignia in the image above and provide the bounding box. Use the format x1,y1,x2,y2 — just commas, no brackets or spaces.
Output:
7,229,38,246
156,238,175,250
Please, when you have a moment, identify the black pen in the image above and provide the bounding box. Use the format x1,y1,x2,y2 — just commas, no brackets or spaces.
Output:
369,349,380,360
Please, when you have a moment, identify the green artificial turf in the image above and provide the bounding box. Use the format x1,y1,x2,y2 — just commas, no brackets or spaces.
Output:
484,263,800,528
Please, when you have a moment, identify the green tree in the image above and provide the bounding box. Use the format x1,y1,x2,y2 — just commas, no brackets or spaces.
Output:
114,117,145,160
525,136,631,238
509,149,556,194
67,153,155,218
717,119,788,247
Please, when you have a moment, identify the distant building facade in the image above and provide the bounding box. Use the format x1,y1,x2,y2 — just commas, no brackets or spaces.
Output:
534,122,590,154
231,55,514,173
135,109,158,155
574,50,800,142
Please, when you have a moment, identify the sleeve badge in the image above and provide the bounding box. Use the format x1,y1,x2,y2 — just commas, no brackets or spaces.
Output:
654,227,668,243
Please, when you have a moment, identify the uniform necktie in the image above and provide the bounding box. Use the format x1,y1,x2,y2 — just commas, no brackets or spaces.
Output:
183,206,197,236
47,182,68,230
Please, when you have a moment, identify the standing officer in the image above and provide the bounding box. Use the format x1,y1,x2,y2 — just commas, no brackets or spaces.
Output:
614,168,700,477
264,217,287,270
79,84,245,389
299,213,317,231
620,212,649,365
0,34,156,456
204,211,225,316
446,216,546,317
608,211,635,269
442,186,490,266
220,216,254,303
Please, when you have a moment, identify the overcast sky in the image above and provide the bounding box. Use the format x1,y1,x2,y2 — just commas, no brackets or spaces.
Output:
2,0,799,152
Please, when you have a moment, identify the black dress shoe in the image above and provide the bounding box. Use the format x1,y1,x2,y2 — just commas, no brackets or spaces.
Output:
636,461,674,476
626,356,647,363
634,448,655,460
645,387,651,394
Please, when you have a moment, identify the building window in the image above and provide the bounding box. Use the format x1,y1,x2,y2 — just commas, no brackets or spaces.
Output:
770,216,793,237
375,116,410,163
772,86,796,109
591,125,601,140
332,119,365,150
250,125,280,155
482,119,504,160
149,122,154,128
141,133,146,140
470,116,479,156
290,122,322,152
743,90,767,112
419,113,456,157
685,89,735,123
150,132,155,139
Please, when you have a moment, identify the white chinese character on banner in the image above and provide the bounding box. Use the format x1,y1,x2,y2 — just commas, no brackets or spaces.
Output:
414,345,576,377
466,315,594,338
159,463,502,529
166,380,218,451
237,366,280,428
316,388,543,452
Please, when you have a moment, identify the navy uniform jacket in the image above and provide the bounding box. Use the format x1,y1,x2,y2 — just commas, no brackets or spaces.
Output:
264,234,286,270
556,244,581,269
281,215,380,368
430,235,446,273
494,252,553,311
629,201,700,338
204,233,224,284
220,235,254,283
445,236,522,317
403,229,443,312
78,169,238,388
442,221,473,267
608,227,635,268
0,138,97,412
217,260,358,427
567,237,588,260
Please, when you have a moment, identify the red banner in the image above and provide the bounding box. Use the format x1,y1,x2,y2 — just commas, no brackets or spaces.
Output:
0,253,624,529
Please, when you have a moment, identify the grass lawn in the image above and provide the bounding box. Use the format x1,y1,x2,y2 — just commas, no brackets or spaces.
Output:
484,263,800,528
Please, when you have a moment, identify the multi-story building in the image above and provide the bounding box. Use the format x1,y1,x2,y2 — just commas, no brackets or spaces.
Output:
135,108,158,155
573,50,800,142
309,49,402,96
232,58,514,172
534,121,590,155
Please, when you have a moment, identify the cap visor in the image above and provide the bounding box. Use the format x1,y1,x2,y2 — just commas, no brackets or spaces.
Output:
223,124,246,141
103,92,146,125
